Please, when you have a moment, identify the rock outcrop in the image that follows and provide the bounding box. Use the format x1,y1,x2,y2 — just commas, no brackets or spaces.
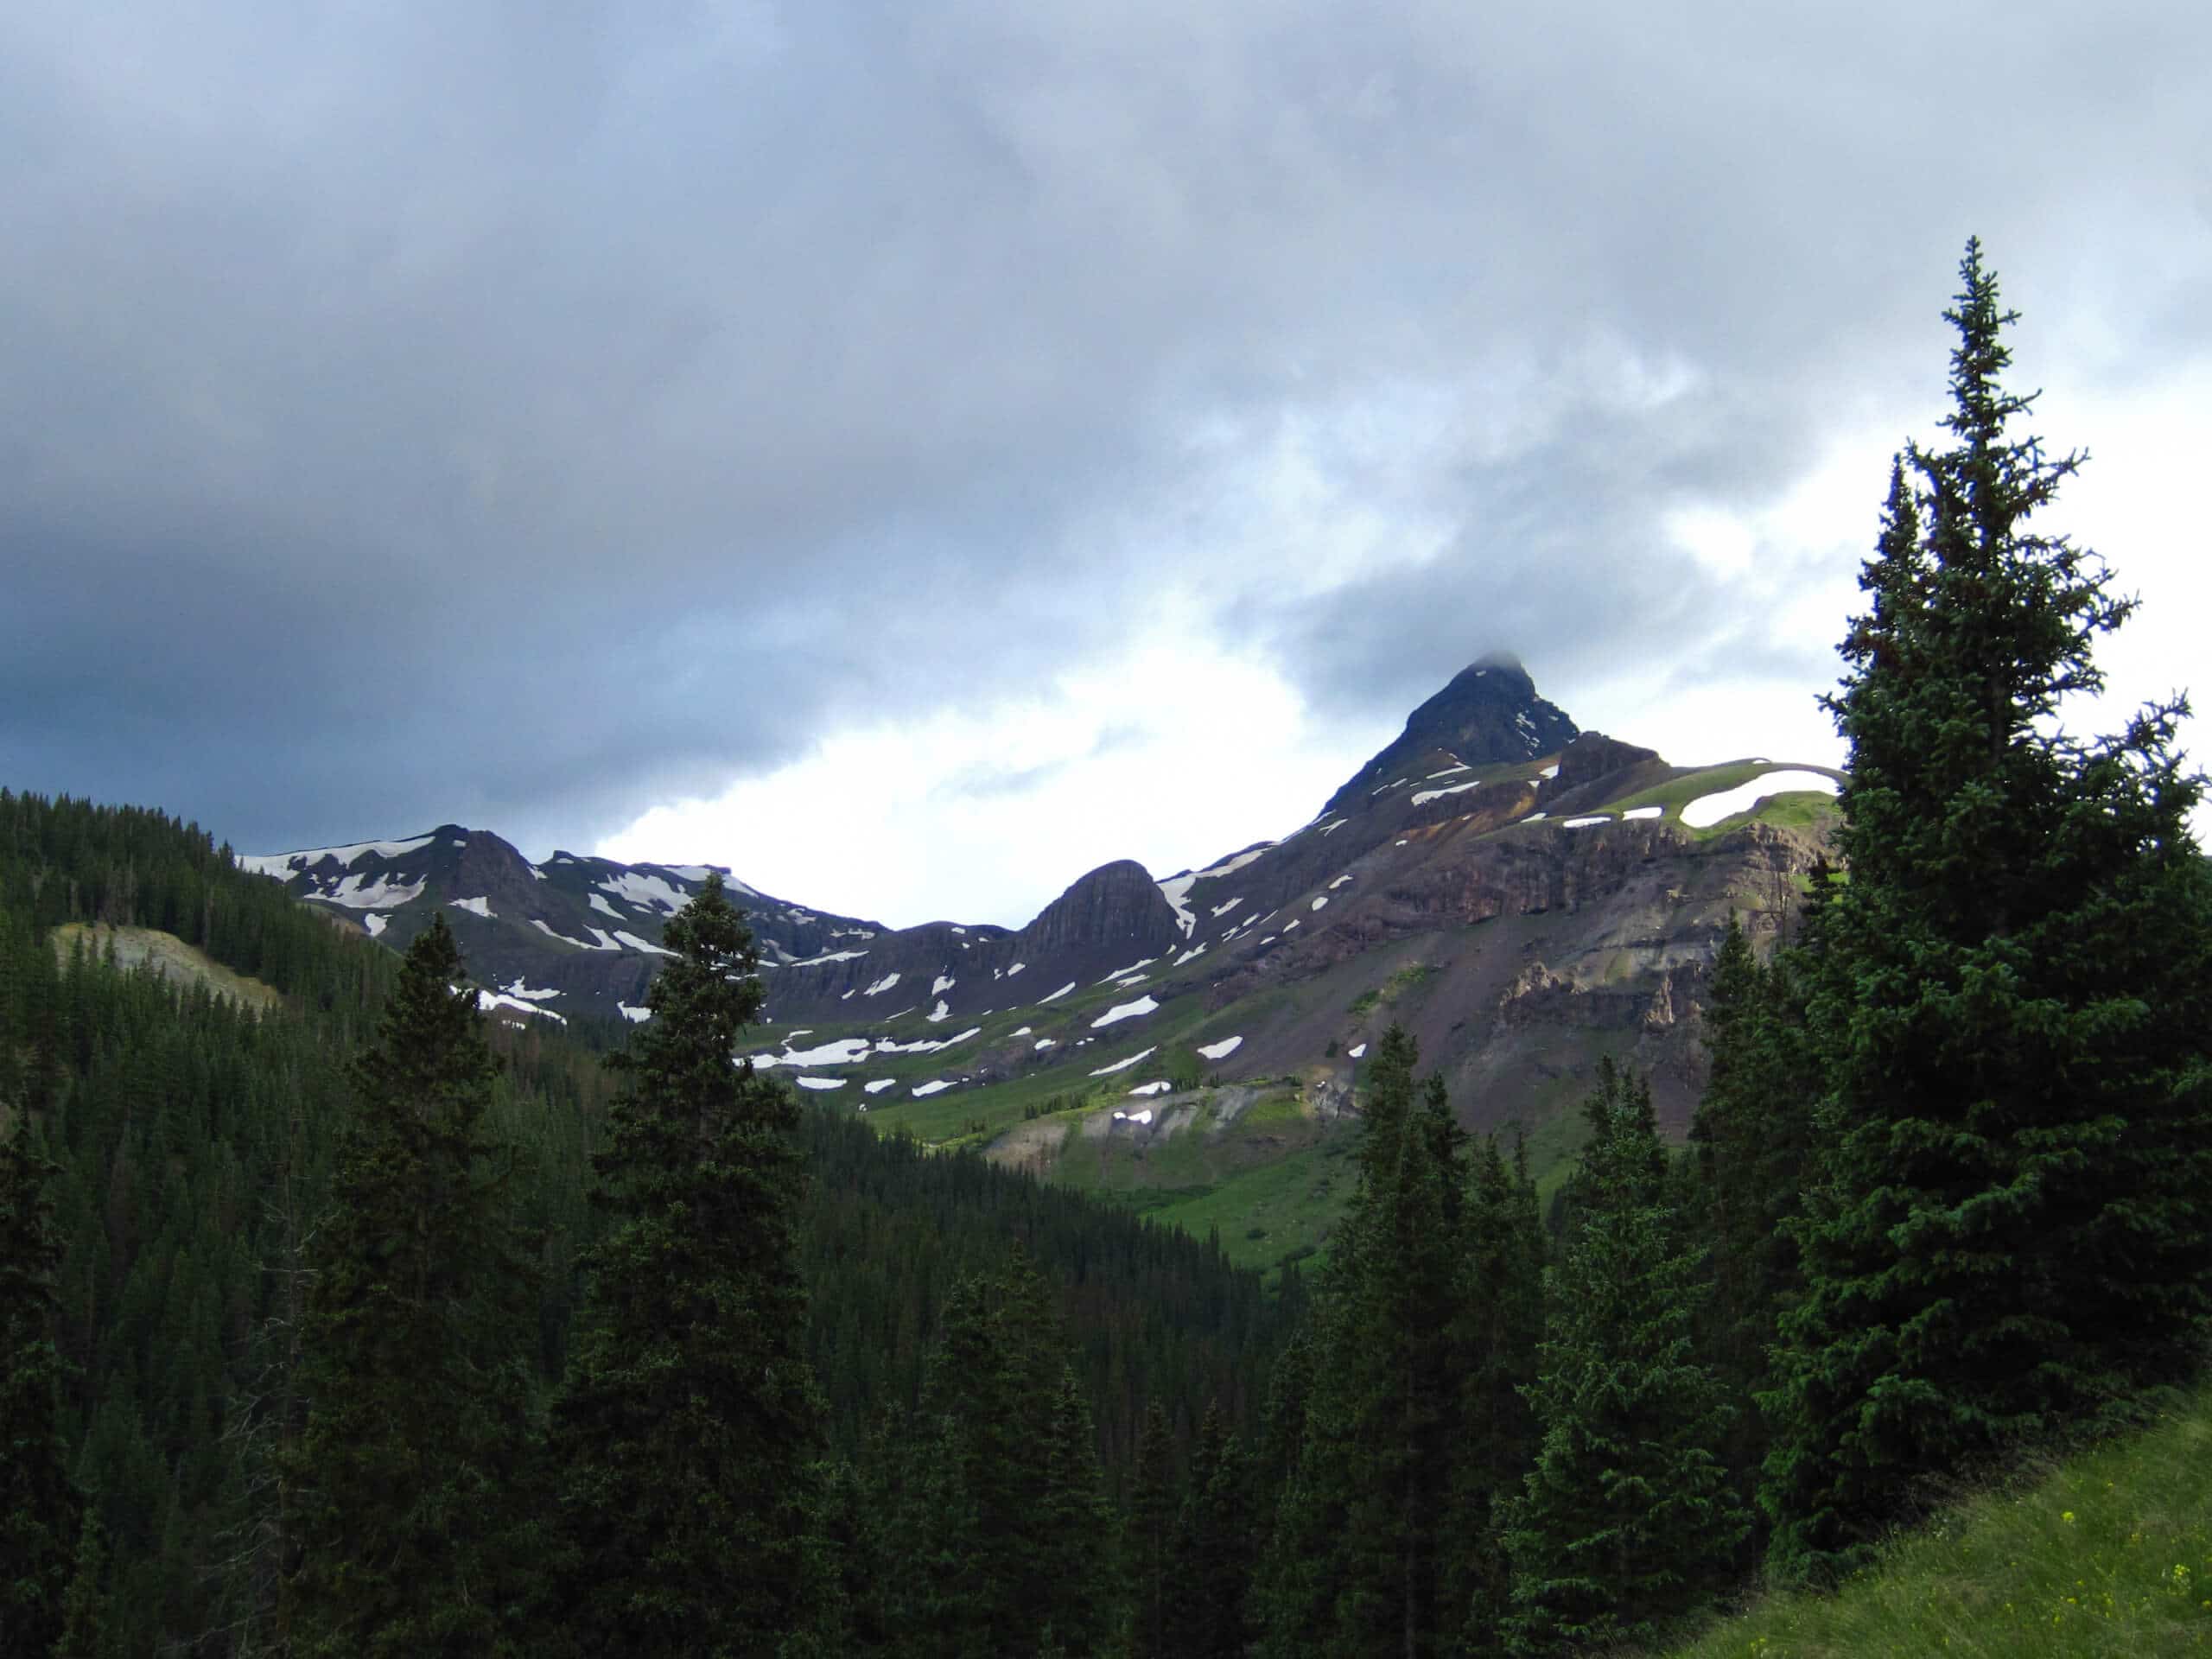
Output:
1320,653,1578,819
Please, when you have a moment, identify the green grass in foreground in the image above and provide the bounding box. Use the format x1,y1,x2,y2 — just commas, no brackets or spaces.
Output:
1669,1386,2212,1656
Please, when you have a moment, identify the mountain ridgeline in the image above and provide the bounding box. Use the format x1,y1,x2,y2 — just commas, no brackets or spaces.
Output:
238,657,1836,1147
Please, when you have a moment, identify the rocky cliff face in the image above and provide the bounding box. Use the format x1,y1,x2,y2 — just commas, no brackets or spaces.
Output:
1016,860,1184,962
1182,806,1825,1135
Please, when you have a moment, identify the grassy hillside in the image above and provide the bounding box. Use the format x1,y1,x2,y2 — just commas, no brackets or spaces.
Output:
1671,1386,2212,1656
52,920,284,1012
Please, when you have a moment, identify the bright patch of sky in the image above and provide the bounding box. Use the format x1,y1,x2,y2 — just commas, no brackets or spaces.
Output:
601,640,1351,929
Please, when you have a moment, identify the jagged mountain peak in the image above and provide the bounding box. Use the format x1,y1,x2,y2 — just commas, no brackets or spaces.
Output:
1321,655,1579,818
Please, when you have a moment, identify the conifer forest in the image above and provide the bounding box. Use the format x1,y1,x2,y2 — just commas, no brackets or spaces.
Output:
5,245,2210,1656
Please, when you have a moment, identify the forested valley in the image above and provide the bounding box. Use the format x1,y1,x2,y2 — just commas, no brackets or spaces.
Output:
6,244,2210,1657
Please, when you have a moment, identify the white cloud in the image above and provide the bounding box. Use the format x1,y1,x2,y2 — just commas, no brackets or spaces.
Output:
597,634,1351,928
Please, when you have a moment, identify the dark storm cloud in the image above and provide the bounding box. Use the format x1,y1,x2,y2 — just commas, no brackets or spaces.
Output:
3,1,2205,852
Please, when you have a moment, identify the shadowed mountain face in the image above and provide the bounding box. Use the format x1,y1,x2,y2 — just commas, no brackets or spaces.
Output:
238,658,1840,1154
1319,654,1578,820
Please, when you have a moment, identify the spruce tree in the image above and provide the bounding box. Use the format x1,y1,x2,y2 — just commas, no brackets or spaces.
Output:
1502,1063,1745,1656
1257,1028,1475,1658
1448,1130,1546,1652
1,1118,78,1659
1763,240,2212,1580
287,913,543,1658
1127,1399,1177,1659
1686,915,1815,1513
53,1512,109,1659
1161,1403,1257,1659
1037,1365,1116,1658
866,1251,1113,1658
552,871,824,1656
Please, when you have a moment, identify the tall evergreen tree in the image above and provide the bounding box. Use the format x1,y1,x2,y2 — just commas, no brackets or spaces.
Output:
1258,1028,1477,1659
53,1512,110,1659
1686,915,1816,1515
287,913,543,1658
1503,1062,1745,1656
911,1256,1115,1659
552,871,824,1656
1036,1364,1116,1658
1,1117,79,1659
1447,1130,1546,1653
1763,240,2212,1580
1127,1399,1177,1659
1161,1403,1257,1659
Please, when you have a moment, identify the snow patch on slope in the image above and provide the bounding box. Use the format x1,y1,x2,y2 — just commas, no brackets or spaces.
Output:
1679,769,1840,829
237,834,436,877
594,871,696,915
1092,995,1160,1028
1090,1047,1156,1077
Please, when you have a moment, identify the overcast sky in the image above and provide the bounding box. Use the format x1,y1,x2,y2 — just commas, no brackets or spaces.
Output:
4,3,2209,928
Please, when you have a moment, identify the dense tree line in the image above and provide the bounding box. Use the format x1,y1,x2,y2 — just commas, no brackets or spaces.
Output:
0,800,1293,1655
4,241,2209,1655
